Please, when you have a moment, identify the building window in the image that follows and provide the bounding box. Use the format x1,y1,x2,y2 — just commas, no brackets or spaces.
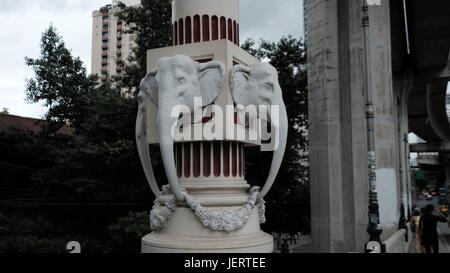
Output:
179,18,184,45
202,15,210,42
185,16,192,44
220,17,226,40
211,16,218,41
193,15,200,43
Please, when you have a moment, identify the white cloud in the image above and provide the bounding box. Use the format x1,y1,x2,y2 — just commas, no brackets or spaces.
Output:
0,0,304,118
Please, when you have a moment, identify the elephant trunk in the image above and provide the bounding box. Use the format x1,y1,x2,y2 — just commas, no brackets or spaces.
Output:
259,105,288,200
157,98,185,201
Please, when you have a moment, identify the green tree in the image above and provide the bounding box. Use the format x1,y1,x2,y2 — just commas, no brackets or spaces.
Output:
115,0,172,94
1,108,9,114
25,25,97,129
242,37,310,235
13,3,173,252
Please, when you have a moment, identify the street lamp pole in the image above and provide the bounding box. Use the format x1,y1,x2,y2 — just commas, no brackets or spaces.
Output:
362,0,385,253
397,95,408,241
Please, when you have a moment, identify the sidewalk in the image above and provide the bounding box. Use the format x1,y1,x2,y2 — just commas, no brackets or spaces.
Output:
437,222,450,253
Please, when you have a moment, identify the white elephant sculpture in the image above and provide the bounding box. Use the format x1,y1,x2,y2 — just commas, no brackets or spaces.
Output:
136,55,225,201
230,63,288,200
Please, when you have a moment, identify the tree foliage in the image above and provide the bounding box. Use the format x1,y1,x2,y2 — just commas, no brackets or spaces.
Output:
115,0,172,94
25,25,97,129
4,2,311,253
2,2,174,253
242,37,310,235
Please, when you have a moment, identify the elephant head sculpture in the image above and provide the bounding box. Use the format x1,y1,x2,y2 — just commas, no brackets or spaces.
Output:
230,63,288,200
137,55,225,201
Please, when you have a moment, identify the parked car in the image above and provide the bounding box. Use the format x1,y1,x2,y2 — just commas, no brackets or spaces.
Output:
426,194,433,201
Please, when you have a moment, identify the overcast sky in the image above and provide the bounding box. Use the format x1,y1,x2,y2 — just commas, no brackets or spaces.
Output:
0,0,304,119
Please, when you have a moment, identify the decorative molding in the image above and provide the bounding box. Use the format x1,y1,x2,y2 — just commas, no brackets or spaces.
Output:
150,196,177,231
149,187,266,232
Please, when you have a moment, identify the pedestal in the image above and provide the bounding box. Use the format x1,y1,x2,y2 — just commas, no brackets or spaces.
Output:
142,141,273,253
141,207,273,253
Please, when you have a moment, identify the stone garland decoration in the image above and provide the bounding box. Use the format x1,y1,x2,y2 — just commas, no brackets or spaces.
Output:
150,187,266,232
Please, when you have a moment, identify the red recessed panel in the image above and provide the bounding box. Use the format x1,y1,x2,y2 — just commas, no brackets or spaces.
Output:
223,142,230,177
184,143,191,177
202,15,210,42
177,144,183,178
174,22,178,46
239,144,243,177
179,18,184,45
233,21,237,45
220,17,226,39
211,16,218,41
193,142,201,177
232,142,237,177
194,15,200,43
203,142,211,177
185,17,192,44
228,19,233,42
214,142,221,177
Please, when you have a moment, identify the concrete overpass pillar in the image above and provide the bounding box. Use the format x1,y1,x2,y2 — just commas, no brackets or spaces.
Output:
307,0,400,252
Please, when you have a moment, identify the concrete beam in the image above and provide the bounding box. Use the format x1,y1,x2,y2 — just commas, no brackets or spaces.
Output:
410,142,450,153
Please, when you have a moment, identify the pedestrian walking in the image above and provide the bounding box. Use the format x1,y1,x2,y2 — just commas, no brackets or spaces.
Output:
411,208,424,253
419,204,448,254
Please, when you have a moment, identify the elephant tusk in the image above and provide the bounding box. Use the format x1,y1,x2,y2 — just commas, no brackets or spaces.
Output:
258,104,288,200
136,89,162,198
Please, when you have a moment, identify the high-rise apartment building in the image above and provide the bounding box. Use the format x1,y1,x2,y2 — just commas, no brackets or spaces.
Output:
91,0,141,82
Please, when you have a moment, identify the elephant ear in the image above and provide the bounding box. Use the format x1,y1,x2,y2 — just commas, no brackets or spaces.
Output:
230,64,252,106
198,61,225,106
140,70,159,106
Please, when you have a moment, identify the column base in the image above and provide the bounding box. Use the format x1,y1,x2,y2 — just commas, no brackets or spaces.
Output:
142,232,273,253
141,207,273,253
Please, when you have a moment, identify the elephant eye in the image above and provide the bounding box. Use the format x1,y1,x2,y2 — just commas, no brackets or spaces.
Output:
263,83,274,92
177,77,186,86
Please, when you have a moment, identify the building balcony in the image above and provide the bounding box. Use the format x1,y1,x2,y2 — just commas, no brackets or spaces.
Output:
102,45,108,50
101,60,108,65
102,52,108,57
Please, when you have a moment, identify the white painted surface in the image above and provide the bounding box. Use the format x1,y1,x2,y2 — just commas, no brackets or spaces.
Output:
376,168,399,228
172,0,239,23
